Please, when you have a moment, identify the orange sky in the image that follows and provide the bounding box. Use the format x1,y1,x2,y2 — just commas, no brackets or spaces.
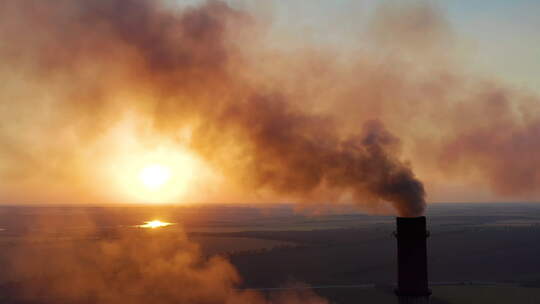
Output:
0,0,539,214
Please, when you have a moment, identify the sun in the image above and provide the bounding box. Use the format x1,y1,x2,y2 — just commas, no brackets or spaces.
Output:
139,164,171,190
138,220,173,229
103,136,217,204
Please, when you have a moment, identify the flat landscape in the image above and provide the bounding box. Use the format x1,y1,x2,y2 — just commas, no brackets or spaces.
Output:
0,203,539,303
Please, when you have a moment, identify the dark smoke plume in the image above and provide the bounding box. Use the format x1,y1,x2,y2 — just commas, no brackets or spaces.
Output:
2,0,539,212
191,96,425,216
0,0,426,216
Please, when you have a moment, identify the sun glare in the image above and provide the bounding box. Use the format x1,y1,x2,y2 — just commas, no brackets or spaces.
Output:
138,220,172,229
102,120,218,204
139,164,171,190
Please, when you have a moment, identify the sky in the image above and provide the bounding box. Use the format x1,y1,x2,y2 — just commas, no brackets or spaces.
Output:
201,0,540,90
0,0,539,214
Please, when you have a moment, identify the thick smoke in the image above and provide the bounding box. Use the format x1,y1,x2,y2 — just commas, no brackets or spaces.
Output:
440,89,540,197
191,95,426,217
9,221,328,304
0,0,426,216
1,0,539,214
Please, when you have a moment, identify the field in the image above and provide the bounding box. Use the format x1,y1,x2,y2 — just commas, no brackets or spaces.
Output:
0,203,539,303
432,286,540,304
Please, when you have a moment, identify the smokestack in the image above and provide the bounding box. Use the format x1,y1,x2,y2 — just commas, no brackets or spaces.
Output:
395,216,431,304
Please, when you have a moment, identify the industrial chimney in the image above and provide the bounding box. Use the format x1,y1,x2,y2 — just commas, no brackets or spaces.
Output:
395,216,431,304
